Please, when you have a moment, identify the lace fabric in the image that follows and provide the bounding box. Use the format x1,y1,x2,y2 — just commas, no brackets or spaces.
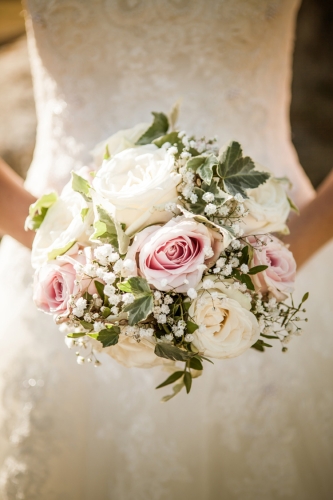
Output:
0,1,332,498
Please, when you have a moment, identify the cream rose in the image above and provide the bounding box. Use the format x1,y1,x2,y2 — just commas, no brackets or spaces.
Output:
190,278,259,358
92,144,181,236
32,185,93,269
241,175,290,236
92,122,150,166
105,333,164,368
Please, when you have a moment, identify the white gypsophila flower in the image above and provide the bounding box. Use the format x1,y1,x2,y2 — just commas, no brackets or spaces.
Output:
230,257,240,267
104,284,116,296
76,297,87,309
231,239,241,250
65,337,75,349
185,334,194,342
154,306,161,314
204,203,217,215
94,244,114,266
108,294,121,306
164,295,173,305
221,264,232,276
165,202,178,213
73,307,84,317
182,184,194,199
180,151,191,159
122,293,135,305
178,320,186,329
187,288,197,299
84,313,92,322
103,272,116,284
232,223,240,235
94,322,104,333
77,356,85,365
203,279,215,290
109,252,120,263
93,144,181,236
202,192,215,203
240,264,249,273
96,267,107,278
157,314,167,324
165,333,174,341
154,291,162,301
122,259,135,272
83,264,97,277
204,246,214,258
216,257,226,268
113,259,123,274
168,146,178,156
234,193,244,203
111,306,119,315
213,267,221,274
160,304,170,314
218,205,229,216
190,193,198,203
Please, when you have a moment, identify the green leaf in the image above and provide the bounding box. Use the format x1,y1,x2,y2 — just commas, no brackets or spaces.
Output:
101,307,111,318
47,240,76,261
135,112,169,145
189,357,203,370
248,265,268,275
260,333,279,340
155,343,196,362
94,280,105,300
67,332,86,338
200,355,214,364
184,371,192,394
80,320,93,331
182,301,191,312
90,325,120,347
156,371,184,389
239,245,249,265
72,172,91,200
161,381,185,402
153,131,180,149
217,141,270,198
168,100,180,131
26,192,58,230
80,207,89,221
251,340,265,352
91,205,130,253
301,292,309,303
201,179,228,206
186,186,206,214
186,321,199,334
287,196,299,214
117,277,151,295
239,273,255,291
123,295,154,325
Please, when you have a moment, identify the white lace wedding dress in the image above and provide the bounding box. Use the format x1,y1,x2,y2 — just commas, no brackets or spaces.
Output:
0,1,332,499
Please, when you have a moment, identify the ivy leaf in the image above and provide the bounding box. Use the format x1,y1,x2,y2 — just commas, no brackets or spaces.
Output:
71,172,92,201
135,112,169,145
80,207,89,221
80,320,93,331
155,371,184,389
184,371,192,394
201,179,229,206
90,326,120,348
248,265,268,275
25,192,58,231
155,343,196,362
186,154,218,185
189,357,203,370
117,277,151,295
91,205,129,253
186,187,206,215
217,141,270,198
48,240,76,261
123,295,154,325
186,321,199,333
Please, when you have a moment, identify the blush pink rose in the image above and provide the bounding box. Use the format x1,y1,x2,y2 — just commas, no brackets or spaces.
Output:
33,247,99,314
247,235,296,301
125,217,225,292
33,260,76,314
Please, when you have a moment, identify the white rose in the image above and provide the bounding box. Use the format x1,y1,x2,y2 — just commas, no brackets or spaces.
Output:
190,278,259,359
92,122,150,167
31,184,93,269
93,144,182,236
241,175,290,236
105,333,163,368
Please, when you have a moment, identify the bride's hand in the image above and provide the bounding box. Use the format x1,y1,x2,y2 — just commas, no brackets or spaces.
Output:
0,157,36,249
284,170,333,268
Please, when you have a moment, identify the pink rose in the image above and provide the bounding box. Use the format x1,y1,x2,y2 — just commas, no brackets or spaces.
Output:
125,217,224,292
247,235,296,301
33,260,76,314
33,247,99,314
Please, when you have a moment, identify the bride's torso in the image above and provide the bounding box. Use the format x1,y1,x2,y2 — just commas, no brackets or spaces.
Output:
25,0,314,205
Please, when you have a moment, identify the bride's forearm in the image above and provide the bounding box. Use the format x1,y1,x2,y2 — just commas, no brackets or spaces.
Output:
285,170,333,268
0,158,36,249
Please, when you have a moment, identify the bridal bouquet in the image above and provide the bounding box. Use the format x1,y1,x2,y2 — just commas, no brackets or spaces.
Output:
27,109,308,400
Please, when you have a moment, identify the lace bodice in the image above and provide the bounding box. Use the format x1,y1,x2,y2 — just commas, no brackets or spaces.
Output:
24,0,314,205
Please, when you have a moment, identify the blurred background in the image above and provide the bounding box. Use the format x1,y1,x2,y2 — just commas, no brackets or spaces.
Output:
0,0,332,186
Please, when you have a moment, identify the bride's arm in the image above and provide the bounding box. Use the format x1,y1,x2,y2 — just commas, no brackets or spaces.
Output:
0,157,36,248
285,170,333,268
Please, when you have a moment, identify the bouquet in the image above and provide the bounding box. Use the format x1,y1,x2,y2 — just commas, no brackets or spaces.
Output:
27,108,308,401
